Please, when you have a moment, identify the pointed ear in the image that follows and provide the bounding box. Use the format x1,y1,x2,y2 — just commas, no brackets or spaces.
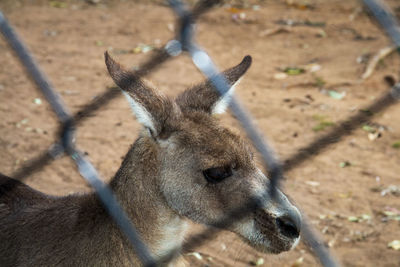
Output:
105,51,178,137
176,55,252,114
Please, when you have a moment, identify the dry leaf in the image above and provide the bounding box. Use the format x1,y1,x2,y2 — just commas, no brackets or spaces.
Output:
187,252,203,260
274,73,288,80
291,256,304,267
306,181,320,187
388,240,400,250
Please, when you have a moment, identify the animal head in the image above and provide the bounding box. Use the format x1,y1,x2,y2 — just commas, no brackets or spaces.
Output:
105,52,301,254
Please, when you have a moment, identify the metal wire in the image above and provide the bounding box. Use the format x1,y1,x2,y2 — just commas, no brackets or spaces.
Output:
1,1,220,266
0,12,70,122
283,85,400,171
1,0,400,266
8,0,220,181
364,0,400,48
168,1,339,266
0,10,156,267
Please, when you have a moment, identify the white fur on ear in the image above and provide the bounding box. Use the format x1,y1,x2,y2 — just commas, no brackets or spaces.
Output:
122,91,156,133
211,78,241,114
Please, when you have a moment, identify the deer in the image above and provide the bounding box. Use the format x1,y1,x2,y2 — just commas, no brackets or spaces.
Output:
0,52,301,266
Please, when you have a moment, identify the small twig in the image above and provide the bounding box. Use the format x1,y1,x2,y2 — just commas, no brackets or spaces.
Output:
259,26,291,37
361,45,397,80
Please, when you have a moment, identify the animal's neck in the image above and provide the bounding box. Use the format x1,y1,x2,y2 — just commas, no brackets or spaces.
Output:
108,135,187,262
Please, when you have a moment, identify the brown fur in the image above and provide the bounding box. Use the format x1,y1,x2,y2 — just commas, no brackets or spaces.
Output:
0,53,301,266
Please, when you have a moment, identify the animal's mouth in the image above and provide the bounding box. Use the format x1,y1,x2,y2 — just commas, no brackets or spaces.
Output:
249,209,300,254
253,218,296,253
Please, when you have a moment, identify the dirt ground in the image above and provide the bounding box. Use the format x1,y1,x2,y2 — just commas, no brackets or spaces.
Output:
1,0,400,266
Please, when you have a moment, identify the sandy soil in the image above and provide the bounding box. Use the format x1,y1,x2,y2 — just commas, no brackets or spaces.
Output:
0,0,399,266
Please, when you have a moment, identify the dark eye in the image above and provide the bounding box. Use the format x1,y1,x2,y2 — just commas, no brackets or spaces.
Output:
203,166,233,184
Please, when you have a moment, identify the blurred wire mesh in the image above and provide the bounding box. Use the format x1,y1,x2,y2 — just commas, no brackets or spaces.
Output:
1,0,399,266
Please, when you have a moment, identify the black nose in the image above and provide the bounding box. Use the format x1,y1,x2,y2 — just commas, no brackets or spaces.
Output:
276,215,301,239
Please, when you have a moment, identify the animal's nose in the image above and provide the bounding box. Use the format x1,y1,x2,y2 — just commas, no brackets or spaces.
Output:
276,211,301,239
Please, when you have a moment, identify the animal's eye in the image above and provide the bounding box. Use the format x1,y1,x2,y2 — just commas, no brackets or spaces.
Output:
203,166,233,184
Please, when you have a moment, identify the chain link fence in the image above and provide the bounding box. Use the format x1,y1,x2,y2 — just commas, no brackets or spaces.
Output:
1,0,399,266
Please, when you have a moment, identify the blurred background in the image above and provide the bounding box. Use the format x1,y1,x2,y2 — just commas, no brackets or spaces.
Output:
0,0,399,266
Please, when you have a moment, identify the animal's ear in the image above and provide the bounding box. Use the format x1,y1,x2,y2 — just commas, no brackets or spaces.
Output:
176,55,252,114
105,51,178,138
